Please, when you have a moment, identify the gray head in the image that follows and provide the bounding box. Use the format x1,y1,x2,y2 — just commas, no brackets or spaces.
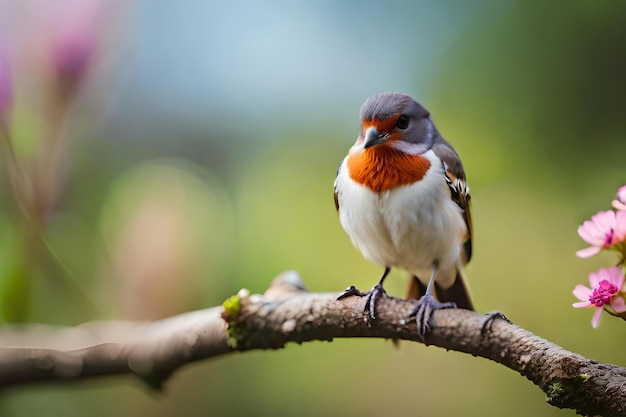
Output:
356,92,438,155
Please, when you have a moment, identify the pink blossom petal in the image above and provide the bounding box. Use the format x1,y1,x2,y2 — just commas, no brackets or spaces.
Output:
572,284,592,302
576,246,601,258
615,210,626,241
617,272,626,289
611,296,626,313
579,214,608,236
617,185,626,203
573,300,592,308
594,210,616,231
613,200,626,211
576,211,618,248
589,269,604,287
591,307,604,328
600,266,625,287
577,222,604,246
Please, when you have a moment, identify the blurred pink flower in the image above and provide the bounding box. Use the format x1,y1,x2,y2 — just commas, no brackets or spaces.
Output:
33,0,105,96
612,185,626,211
573,267,626,328
0,46,12,124
50,9,98,88
576,210,626,258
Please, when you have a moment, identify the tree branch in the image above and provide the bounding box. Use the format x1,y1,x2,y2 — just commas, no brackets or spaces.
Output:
0,271,624,416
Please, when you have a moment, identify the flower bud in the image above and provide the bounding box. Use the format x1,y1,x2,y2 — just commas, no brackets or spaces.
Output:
0,47,13,126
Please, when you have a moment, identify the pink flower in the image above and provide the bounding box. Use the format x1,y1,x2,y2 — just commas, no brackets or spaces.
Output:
0,46,12,124
612,185,626,211
576,210,626,258
573,267,626,328
35,0,105,96
49,7,98,89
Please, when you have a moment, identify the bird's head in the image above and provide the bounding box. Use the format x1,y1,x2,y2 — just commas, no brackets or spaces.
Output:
353,92,436,155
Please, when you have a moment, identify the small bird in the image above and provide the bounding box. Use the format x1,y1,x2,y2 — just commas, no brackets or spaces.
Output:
334,92,474,339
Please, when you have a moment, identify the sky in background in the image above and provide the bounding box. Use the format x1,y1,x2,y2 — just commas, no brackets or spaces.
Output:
107,1,514,138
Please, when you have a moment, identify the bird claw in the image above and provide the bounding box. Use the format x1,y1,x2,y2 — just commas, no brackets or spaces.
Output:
337,283,387,320
480,311,510,335
364,283,387,319
337,285,367,300
409,294,456,341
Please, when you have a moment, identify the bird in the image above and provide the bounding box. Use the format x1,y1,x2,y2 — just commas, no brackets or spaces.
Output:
334,92,474,340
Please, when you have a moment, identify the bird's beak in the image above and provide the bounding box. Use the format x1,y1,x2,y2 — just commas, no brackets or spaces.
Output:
363,126,386,148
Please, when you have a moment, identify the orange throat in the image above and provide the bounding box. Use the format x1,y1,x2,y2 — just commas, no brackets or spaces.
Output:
347,146,431,193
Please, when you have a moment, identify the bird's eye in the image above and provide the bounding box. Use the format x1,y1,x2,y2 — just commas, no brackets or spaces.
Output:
396,114,409,130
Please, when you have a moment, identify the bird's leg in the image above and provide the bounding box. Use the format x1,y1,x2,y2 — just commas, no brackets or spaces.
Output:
409,260,456,341
337,267,390,319
364,267,391,319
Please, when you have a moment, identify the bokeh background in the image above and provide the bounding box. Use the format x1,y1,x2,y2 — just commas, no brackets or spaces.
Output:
1,1,625,416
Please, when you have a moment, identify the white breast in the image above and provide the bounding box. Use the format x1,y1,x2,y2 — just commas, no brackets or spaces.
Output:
335,149,466,285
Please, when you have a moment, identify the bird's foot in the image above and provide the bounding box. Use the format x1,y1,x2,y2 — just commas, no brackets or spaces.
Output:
337,283,388,319
409,294,456,341
337,285,367,299
480,311,510,335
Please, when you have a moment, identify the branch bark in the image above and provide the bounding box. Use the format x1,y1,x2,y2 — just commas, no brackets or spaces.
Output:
0,271,624,416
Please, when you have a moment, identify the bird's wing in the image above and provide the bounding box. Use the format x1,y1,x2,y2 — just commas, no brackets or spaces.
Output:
333,162,342,212
433,140,473,264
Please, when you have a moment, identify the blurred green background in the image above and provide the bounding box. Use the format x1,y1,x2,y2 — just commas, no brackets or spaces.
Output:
1,1,625,416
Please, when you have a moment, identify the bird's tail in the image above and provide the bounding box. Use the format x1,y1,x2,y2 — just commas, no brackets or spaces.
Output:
405,262,474,311
405,275,427,301
435,263,473,310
